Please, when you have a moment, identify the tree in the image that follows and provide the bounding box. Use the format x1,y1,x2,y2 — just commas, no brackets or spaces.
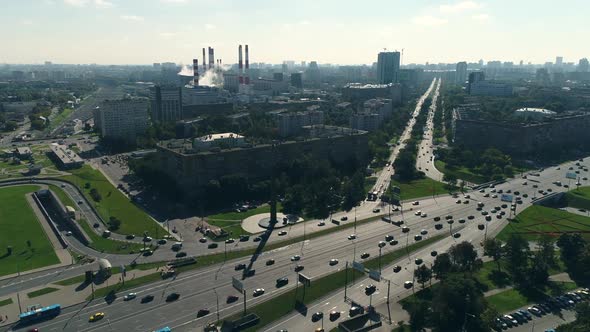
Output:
407,298,430,332
4,121,18,131
537,235,556,268
282,185,305,216
528,252,549,287
89,188,102,202
85,182,91,189
108,216,122,231
414,265,433,288
556,233,586,266
504,234,530,285
483,238,503,271
432,253,453,281
449,241,480,273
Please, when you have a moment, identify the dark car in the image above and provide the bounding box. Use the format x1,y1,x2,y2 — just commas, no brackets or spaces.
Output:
226,295,239,303
141,294,154,303
349,306,363,317
235,263,246,270
197,309,210,317
393,265,402,273
253,236,261,242
311,312,324,322
125,234,136,240
266,259,275,266
365,285,377,295
276,277,289,287
166,292,180,302
208,243,218,249
329,310,341,321
360,252,370,259
175,252,187,258
435,223,443,230
294,265,304,272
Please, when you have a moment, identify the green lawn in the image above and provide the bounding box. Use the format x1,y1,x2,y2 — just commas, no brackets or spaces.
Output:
47,108,74,131
62,165,165,236
435,160,487,184
0,185,60,277
565,186,590,210
487,282,579,313
207,203,283,221
47,184,77,210
27,287,59,298
497,205,590,241
55,274,86,286
76,218,147,254
392,178,449,200
0,298,13,307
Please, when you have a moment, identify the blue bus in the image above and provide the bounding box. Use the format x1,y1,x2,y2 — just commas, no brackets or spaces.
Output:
19,304,61,323
153,327,171,332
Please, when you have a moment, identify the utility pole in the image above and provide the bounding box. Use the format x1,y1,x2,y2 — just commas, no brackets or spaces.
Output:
344,261,348,300
387,279,392,324
242,289,247,316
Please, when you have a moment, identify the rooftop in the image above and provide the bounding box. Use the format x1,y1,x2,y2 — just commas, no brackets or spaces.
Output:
196,133,244,142
514,107,556,115
49,144,83,165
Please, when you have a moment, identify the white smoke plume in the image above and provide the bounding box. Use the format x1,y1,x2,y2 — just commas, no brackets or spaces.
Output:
177,65,227,87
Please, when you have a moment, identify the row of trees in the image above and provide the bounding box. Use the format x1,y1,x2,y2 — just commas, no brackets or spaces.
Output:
438,146,515,182
405,241,497,332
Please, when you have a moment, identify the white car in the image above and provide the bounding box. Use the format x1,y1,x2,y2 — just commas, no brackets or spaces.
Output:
421,213,427,218
414,210,422,216
317,221,325,226
291,255,301,261
253,288,265,297
348,234,356,240
123,292,137,301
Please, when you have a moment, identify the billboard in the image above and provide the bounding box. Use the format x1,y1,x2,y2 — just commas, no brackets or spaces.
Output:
369,270,381,282
232,276,244,292
352,261,365,273
500,194,513,202
298,273,311,287
566,172,577,180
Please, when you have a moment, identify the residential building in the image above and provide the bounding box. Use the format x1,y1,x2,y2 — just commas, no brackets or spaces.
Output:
193,133,246,151
290,72,303,89
93,98,149,143
377,51,401,84
456,62,467,84
49,144,83,168
350,113,381,132
278,110,324,137
579,58,589,72
149,85,182,122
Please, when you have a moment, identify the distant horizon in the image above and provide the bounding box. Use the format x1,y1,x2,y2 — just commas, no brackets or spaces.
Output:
1,0,589,65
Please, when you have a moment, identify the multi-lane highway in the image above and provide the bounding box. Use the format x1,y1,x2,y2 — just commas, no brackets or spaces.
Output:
416,80,445,182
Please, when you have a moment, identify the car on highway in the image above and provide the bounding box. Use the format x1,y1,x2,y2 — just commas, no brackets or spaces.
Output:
227,295,239,303
278,231,287,236
291,255,301,261
435,223,443,230
294,265,304,272
385,235,394,241
412,201,420,205
329,259,339,266
329,310,341,321
348,234,356,240
199,237,207,243
415,210,422,216
420,229,428,235
125,234,135,240
165,292,181,302
317,221,325,226
402,226,410,233
453,233,461,238
434,216,441,221
143,236,153,242
208,243,218,249
372,208,380,213
141,295,154,303
360,252,370,259
393,265,402,273
266,259,275,266
349,306,363,317
123,292,137,301
404,281,413,289
253,236,261,242
235,263,246,270
197,309,210,317
414,234,423,241
340,216,348,221
253,288,265,297
89,312,105,322
276,277,289,287
175,251,187,258
312,312,324,322
225,238,235,244
445,215,453,220
456,199,462,204
378,241,387,248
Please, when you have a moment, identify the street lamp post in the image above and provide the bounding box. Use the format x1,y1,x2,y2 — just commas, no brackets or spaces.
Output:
213,288,220,323
378,246,382,273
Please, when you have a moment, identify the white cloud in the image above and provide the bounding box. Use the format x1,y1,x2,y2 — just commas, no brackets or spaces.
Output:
412,15,448,26
299,20,311,25
120,15,144,22
440,1,482,13
205,23,216,30
94,0,114,8
21,19,34,25
158,32,177,38
472,14,490,21
63,0,88,6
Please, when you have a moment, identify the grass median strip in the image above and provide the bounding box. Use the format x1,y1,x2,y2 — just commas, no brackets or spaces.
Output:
486,281,579,313
88,272,162,300
0,298,13,307
27,287,59,298
225,234,446,332
54,274,86,286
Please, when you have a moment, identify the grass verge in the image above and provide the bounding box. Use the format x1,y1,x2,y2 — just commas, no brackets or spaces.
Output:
434,160,487,184
27,287,59,298
0,298,13,307
392,178,449,200
77,218,147,254
62,164,166,236
486,281,579,313
565,186,590,210
55,274,86,286
0,185,60,277
496,205,590,241
89,272,162,300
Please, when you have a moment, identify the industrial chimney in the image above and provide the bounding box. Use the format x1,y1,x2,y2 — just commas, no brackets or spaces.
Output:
245,44,250,86
238,45,244,87
202,48,206,71
192,59,199,86
208,47,214,71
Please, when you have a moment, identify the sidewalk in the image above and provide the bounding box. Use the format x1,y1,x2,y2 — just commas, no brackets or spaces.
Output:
0,266,160,327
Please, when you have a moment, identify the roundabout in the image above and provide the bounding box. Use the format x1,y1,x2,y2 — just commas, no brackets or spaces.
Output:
241,212,304,233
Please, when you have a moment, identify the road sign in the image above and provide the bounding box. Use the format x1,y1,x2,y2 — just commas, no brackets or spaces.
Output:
232,276,244,292
566,172,577,180
500,194,513,202
298,273,311,287
369,270,381,282
352,261,365,273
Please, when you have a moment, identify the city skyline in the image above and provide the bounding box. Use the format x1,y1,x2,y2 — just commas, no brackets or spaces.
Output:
1,0,590,66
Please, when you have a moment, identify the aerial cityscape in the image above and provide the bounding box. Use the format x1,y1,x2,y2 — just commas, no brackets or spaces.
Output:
1,1,590,332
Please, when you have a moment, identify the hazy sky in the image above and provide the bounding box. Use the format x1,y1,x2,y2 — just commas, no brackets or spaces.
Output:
1,0,589,66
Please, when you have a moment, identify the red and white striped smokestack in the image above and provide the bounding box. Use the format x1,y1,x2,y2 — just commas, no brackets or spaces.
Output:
192,59,199,86
238,45,244,85
245,44,250,85
202,48,206,71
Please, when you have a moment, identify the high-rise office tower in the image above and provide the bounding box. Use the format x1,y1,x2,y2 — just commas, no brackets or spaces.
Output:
556,56,563,67
376,51,400,84
579,58,589,72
